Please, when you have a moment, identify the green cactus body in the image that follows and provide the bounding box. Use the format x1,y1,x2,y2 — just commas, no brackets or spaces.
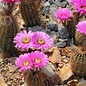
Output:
70,50,86,77
0,13,18,57
24,71,47,86
20,0,41,27
75,30,86,46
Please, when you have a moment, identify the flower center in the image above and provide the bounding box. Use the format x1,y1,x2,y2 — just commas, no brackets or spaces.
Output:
81,6,86,10
35,58,41,63
37,39,45,45
61,14,66,17
11,0,14,1
22,38,30,44
23,60,30,66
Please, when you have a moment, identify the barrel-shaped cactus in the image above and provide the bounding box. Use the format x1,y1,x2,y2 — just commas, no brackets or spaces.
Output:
75,30,86,46
20,0,41,27
70,48,86,77
0,7,18,57
24,71,50,86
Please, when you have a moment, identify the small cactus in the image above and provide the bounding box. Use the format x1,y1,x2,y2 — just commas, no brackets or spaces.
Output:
24,71,49,86
70,47,86,77
20,0,41,27
0,7,18,57
75,30,86,46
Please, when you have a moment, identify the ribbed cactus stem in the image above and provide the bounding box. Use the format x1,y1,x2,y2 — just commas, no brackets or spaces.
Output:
70,47,86,77
0,8,18,57
20,0,41,27
75,30,85,46
24,71,47,86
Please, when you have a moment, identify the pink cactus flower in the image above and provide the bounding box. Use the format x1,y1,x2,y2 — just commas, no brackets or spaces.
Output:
3,0,20,4
71,0,86,14
14,30,33,51
55,8,72,21
76,21,86,35
71,0,78,3
32,31,53,50
31,51,49,69
15,53,33,71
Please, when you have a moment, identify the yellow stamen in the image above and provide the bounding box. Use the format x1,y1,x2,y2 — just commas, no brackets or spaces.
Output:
35,58,41,63
23,61,30,66
22,38,30,44
37,39,45,45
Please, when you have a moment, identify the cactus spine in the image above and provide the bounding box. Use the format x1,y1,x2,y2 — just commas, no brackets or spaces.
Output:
0,5,18,57
75,30,86,46
20,0,41,27
70,48,86,77
24,71,47,86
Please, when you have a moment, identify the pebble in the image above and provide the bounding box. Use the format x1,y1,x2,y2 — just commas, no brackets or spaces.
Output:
28,26,43,32
42,29,51,35
42,6,50,14
62,56,67,59
56,41,66,48
50,31,59,43
0,1,3,9
62,58,69,63
61,1,69,8
50,4,58,15
58,27,69,39
59,39,68,42
47,20,58,31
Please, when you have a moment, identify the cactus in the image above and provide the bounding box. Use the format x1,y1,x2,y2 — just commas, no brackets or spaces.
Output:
75,30,86,46
0,7,18,57
24,71,49,86
70,47,86,77
20,0,41,27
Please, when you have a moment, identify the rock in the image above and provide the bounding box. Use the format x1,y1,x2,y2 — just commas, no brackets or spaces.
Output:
58,64,73,82
66,38,71,46
59,38,68,42
66,0,71,4
9,65,16,73
62,56,67,59
50,4,58,15
56,1,62,7
62,58,69,64
47,20,58,31
77,78,86,86
67,79,79,86
41,1,50,15
56,41,66,48
49,47,62,63
61,1,69,8
42,6,50,15
42,29,51,35
28,26,43,32
0,1,3,9
58,27,69,39
42,62,56,77
44,1,50,7
0,74,8,86
50,31,59,44
49,0,56,5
